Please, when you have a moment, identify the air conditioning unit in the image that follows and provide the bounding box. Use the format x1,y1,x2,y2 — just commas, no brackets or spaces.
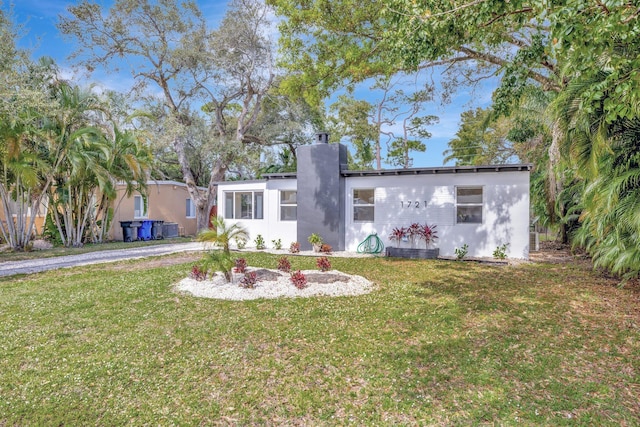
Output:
529,232,539,252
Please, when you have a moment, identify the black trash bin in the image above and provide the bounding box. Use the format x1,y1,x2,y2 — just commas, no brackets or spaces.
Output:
120,221,142,242
150,220,164,240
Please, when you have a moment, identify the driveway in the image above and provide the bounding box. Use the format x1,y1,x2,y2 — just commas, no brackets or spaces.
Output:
0,242,206,277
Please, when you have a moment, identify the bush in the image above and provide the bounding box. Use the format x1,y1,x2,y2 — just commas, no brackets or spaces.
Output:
316,256,331,272
234,236,247,249
493,243,509,260
43,213,63,246
320,243,332,254
189,264,208,281
272,238,282,250
455,243,469,260
254,234,266,250
289,242,300,253
239,271,258,289
290,270,307,289
277,256,291,272
234,258,247,273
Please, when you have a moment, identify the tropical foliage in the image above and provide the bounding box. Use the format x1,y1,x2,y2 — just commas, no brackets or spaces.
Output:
268,0,640,278
197,216,249,281
0,8,151,249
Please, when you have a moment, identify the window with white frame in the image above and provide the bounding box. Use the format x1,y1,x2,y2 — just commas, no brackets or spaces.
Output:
186,198,196,218
353,188,375,222
223,191,264,219
280,190,297,221
456,187,483,224
134,195,147,218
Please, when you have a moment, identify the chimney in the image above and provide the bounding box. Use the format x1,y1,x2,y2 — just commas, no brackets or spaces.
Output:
316,132,329,144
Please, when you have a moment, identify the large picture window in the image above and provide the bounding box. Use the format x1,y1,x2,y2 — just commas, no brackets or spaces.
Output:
224,191,264,220
134,195,147,218
353,188,375,222
280,190,297,221
456,187,483,224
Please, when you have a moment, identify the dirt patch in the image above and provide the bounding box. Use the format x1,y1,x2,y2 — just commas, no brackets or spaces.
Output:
529,241,592,266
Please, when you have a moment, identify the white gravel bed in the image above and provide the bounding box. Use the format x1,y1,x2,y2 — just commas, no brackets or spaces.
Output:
175,268,374,300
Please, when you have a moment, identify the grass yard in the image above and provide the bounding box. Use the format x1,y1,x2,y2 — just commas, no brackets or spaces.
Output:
0,252,638,425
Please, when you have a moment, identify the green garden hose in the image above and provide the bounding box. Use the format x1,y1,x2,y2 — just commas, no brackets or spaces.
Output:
357,233,385,254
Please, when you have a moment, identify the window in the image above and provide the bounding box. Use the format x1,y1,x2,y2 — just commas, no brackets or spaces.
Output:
223,191,264,219
353,188,375,222
134,195,147,218
186,199,196,218
280,190,297,221
456,187,483,224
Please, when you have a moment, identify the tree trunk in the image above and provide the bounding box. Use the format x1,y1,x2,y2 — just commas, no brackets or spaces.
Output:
200,158,227,231
173,134,229,234
548,120,568,243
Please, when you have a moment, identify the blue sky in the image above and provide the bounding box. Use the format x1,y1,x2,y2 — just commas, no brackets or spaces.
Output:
10,0,496,168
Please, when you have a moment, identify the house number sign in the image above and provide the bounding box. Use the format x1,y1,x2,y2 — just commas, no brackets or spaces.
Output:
400,200,427,208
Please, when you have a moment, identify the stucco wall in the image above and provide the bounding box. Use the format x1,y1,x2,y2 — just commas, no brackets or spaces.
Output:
110,181,199,241
344,172,531,258
296,143,347,251
216,179,298,249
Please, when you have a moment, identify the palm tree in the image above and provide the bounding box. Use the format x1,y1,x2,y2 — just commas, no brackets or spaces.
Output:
197,216,249,282
0,119,51,250
89,123,153,243
197,215,248,256
552,66,640,279
0,52,58,250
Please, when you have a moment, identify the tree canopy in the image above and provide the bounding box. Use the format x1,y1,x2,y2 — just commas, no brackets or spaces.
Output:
59,0,283,231
269,0,640,278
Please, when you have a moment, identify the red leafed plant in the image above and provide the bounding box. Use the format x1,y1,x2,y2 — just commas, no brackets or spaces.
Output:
234,258,247,273
319,243,332,254
239,271,258,289
277,256,291,272
290,270,307,289
316,256,331,272
289,241,300,253
407,222,423,247
420,223,439,246
389,227,406,245
189,264,207,281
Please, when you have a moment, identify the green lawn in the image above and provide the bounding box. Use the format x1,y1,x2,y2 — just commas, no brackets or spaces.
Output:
1,253,638,425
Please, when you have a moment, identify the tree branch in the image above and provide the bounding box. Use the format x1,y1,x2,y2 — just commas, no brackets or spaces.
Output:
457,46,561,91
481,7,534,27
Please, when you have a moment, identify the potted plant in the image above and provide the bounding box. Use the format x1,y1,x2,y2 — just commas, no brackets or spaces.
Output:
388,227,406,248
407,223,422,248
420,223,439,248
308,233,323,252
386,223,439,259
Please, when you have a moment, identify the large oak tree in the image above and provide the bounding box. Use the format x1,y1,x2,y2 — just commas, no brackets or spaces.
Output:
59,0,278,231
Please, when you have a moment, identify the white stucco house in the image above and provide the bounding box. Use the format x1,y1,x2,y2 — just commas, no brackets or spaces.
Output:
217,134,532,259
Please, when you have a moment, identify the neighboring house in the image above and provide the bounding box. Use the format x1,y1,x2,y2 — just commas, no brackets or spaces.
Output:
110,180,206,241
217,134,532,259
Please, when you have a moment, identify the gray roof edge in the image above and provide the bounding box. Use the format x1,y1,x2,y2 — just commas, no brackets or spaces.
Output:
214,164,533,184
341,163,533,177
214,178,268,185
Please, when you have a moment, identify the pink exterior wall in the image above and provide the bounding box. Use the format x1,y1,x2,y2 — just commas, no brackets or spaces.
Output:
110,181,204,241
